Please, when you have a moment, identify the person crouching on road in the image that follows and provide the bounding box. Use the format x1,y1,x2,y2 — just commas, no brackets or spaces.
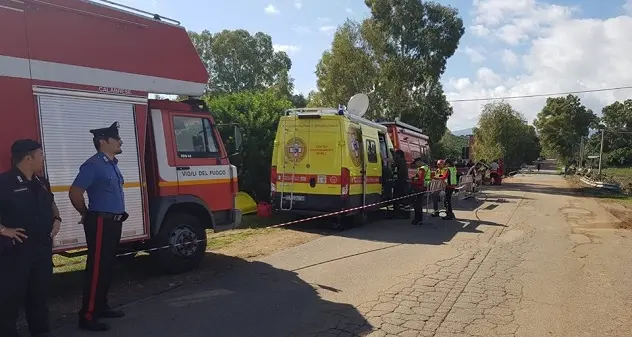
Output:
69,122,128,332
411,157,431,226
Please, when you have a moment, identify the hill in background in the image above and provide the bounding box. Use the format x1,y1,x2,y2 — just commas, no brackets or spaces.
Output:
451,128,473,136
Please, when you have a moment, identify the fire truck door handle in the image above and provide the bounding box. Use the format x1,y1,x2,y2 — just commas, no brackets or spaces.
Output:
176,166,190,171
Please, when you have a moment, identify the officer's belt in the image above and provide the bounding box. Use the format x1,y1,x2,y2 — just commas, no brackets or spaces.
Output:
89,211,129,222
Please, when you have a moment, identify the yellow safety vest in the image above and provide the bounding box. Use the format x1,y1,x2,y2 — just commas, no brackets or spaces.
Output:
417,165,431,186
448,167,458,186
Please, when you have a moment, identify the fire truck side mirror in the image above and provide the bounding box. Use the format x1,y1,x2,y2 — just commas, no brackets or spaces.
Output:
233,126,243,151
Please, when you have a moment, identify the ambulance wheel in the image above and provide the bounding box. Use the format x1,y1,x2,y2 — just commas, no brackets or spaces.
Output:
150,212,206,275
331,216,348,231
352,211,368,226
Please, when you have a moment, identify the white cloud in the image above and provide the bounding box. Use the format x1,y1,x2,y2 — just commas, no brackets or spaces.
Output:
346,8,354,14
264,4,279,14
471,0,574,44
625,0,632,14
294,1,302,9
317,17,331,22
273,44,301,54
470,24,490,36
292,25,311,33
463,47,486,63
319,26,336,34
445,0,632,131
501,49,518,67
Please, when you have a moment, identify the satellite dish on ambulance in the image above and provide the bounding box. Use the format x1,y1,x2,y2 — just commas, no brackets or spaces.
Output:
347,93,369,117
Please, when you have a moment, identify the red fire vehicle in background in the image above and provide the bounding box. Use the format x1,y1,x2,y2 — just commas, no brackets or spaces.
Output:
380,118,431,179
0,0,242,274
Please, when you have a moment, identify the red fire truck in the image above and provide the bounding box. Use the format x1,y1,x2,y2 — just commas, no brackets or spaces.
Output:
0,0,242,274
380,118,431,178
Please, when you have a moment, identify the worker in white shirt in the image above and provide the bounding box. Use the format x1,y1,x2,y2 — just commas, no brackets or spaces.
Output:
489,160,499,185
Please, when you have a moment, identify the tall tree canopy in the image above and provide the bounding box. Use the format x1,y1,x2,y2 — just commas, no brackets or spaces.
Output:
432,129,468,161
188,29,293,95
185,29,305,201
311,0,465,143
206,90,292,200
534,94,597,164
582,99,632,167
473,102,540,171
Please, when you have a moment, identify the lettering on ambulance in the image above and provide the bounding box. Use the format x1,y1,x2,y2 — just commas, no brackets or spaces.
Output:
347,125,362,167
276,174,380,185
310,144,333,156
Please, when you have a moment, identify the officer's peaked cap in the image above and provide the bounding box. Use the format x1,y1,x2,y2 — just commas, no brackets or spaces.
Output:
90,122,120,139
11,139,42,157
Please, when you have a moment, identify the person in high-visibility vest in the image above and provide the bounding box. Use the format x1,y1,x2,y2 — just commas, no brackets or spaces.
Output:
430,159,446,217
410,157,431,225
435,158,457,220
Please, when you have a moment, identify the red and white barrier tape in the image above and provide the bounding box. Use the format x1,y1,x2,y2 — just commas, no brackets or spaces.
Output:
114,184,451,258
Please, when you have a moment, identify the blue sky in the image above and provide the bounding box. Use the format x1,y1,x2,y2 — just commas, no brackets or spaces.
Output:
120,0,632,131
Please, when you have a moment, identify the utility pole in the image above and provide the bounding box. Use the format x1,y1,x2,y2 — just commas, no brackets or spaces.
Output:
598,129,605,175
579,137,584,169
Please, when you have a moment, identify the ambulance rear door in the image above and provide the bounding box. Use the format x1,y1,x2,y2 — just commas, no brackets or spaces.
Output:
305,116,342,197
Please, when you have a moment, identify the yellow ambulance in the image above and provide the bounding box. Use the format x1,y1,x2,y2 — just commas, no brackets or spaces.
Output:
270,94,395,228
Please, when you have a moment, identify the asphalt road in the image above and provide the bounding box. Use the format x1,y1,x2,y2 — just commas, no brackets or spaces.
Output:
52,172,632,337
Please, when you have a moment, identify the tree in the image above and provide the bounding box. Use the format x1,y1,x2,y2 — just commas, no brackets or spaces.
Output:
314,20,378,109
432,129,467,160
473,102,540,171
205,90,293,200
598,99,632,166
314,0,465,143
534,94,597,164
188,29,293,95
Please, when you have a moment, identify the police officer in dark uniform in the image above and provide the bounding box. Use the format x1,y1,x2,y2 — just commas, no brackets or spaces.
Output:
392,150,410,217
0,139,62,337
69,122,128,332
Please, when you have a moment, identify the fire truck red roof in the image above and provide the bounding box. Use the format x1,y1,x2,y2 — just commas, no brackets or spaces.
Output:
0,0,209,96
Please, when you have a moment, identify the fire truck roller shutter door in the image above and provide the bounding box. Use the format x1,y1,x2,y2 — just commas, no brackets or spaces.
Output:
36,93,147,250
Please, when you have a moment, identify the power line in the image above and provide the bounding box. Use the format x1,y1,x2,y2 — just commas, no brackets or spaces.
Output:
448,85,632,103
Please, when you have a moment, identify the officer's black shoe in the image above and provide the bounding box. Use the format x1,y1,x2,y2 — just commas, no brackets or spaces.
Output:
431,212,440,217
442,214,456,220
100,308,126,319
78,318,110,331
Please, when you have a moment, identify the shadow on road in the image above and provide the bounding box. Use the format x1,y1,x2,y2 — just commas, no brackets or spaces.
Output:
336,215,506,247
49,253,371,337
501,181,581,197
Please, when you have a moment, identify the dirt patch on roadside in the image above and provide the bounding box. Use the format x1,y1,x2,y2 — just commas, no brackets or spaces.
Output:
214,228,324,259
599,203,632,230
566,176,632,229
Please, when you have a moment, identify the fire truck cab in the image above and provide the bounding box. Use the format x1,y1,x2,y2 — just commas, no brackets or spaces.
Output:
0,0,241,274
380,118,431,179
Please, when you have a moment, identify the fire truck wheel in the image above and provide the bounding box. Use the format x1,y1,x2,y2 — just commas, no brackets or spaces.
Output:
151,212,206,274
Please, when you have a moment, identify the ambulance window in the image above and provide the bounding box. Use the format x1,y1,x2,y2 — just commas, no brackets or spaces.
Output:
173,116,220,158
379,136,388,160
366,140,378,163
